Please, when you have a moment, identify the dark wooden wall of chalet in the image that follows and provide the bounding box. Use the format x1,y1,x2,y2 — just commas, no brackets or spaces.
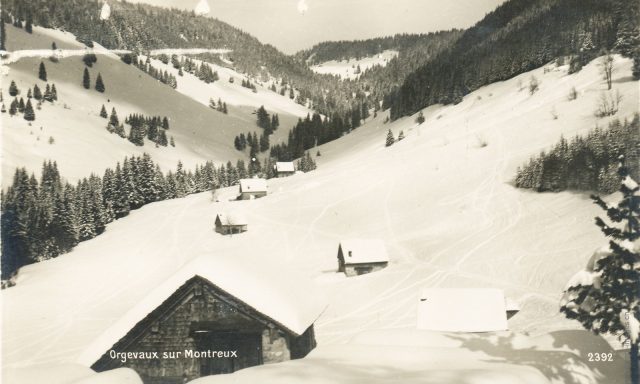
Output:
92,276,316,384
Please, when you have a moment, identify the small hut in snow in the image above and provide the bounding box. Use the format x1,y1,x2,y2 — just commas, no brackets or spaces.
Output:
214,212,248,235
78,257,325,383
417,288,514,332
238,178,267,200
275,162,295,178
337,239,389,277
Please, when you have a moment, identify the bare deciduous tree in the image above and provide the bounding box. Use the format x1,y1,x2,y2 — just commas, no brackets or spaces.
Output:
599,52,615,90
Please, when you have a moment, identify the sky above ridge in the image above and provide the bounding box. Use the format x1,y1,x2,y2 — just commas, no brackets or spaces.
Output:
123,0,507,54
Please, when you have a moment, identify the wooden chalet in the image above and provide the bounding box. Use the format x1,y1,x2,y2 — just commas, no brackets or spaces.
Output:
274,162,295,178
337,239,389,277
238,178,267,200
214,212,248,235
78,258,324,384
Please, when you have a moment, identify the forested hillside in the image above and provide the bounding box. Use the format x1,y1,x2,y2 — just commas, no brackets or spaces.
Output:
515,115,640,193
390,0,639,119
296,33,461,65
2,0,365,119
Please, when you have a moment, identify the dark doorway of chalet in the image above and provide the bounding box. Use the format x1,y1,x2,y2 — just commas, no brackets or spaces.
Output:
194,331,262,375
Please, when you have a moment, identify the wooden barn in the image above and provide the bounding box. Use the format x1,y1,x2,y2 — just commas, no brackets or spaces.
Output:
78,258,324,384
337,239,389,277
417,288,515,332
238,178,267,200
274,162,295,178
214,212,248,235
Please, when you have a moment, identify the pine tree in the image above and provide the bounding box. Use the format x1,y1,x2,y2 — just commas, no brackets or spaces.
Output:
27,88,32,99
95,73,105,92
9,99,17,115
9,80,18,96
18,98,25,113
633,50,640,81
100,105,108,118
25,14,33,34
33,84,42,100
1,104,5,113
561,157,640,384
0,12,5,51
109,108,119,127
416,111,425,124
398,130,405,141
83,68,90,89
385,129,395,147
24,99,35,121
43,84,52,102
51,42,57,50
50,84,57,101
256,105,271,131
38,61,47,81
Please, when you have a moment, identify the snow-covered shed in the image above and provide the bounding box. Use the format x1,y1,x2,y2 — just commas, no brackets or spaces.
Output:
78,257,325,383
417,288,510,332
275,162,295,177
337,239,389,277
214,212,248,235
238,178,267,200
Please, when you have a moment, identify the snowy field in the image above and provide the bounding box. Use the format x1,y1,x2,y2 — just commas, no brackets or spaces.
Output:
2,47,639,384
310,50,398,80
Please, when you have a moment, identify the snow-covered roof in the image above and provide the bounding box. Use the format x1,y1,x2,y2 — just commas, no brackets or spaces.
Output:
239,178,267,193
275,162,295,172
340,239,389,264
417,288,508,332
505,297,521,312
216,212,248,226
77,256,326,366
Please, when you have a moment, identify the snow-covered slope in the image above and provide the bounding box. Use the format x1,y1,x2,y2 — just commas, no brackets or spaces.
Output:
310,50,398,79
1,26,305,187
2,56,638,384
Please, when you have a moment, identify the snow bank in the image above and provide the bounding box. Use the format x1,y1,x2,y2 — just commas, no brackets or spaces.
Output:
2,364,95,384
70,368,142,384
77,256,327,366
188,343,551,384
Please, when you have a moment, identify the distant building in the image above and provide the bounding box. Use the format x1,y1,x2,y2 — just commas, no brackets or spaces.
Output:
214,212,248,235
275,162,295,177
79,258,323,384
417,288,515,332
337,239,389,277
238,178,267,200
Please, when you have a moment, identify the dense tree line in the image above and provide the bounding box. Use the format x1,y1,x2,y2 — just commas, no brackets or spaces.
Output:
268,112,353,161
515,114,640,194
390,0,639,119
120,53,177,88
296,34,447,65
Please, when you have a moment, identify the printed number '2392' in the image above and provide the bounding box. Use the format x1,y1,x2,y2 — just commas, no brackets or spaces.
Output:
587,353,613,362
